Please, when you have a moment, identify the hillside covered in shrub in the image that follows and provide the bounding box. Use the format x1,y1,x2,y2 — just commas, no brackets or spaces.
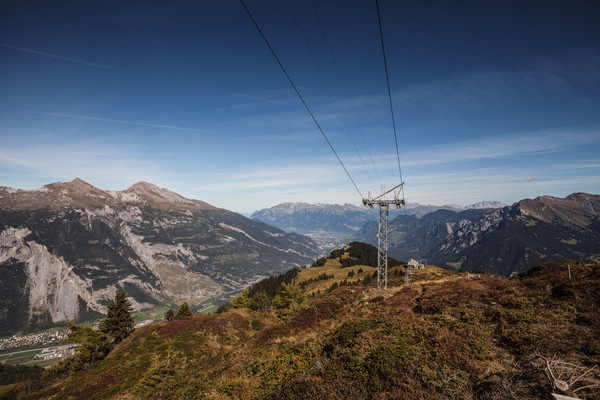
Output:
28,258,599,399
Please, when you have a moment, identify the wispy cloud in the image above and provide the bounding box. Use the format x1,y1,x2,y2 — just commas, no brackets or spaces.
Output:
0,139,168,190
227,88,292,107
0,106,209,133
391,47,600,117
195,160,345,192
404,164,600,206
231,132,318,143
0,42,136,75
1,128,597,213
554,160,600,170
291,48,600,131
0,42,290,107
181,158,365,210
335,127,600,181
400,128,600,168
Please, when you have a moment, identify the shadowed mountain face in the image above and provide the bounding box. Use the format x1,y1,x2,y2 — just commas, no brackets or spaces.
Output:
250,201,507,236
0,179,319,335
359,193,600,276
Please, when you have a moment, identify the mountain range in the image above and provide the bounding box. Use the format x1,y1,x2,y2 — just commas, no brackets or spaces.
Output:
250,200,507,235
0,179,319,336
2,180,597,336
360,192,600,276
251,194,599,277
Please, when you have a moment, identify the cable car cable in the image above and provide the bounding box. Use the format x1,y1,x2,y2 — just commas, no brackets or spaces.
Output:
376,0,403,185
240,0,364,199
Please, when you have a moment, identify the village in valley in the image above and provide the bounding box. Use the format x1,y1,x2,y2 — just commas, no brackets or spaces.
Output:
0,319,156,368
0,330,68,352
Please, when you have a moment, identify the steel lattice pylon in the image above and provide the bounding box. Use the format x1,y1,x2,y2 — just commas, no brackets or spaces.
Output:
377,203,389,289
363,183,405,289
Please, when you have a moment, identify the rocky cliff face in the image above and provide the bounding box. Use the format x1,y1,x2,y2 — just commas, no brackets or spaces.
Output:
0,179,319,335
359,193,600,276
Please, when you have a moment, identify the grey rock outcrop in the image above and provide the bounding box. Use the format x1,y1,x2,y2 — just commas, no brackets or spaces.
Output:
0,179,319,335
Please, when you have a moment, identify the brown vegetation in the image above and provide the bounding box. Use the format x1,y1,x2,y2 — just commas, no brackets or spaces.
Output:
27,259,600,399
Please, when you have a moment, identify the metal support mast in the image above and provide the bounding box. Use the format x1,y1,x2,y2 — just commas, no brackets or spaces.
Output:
377,203,389,289
363,182,405,289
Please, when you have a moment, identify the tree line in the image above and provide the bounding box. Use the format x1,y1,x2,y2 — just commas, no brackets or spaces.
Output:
311,242,403,269
43,291,137,382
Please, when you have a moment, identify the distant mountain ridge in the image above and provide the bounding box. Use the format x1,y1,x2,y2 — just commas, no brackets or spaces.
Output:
0,179,319,335
251,202,373,234
0,178,215,212
464,200,507,209
359,192,600,276
251,200,507,235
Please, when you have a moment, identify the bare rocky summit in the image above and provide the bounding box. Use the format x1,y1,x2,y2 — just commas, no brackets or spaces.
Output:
516,192,600,229
0,178,215,211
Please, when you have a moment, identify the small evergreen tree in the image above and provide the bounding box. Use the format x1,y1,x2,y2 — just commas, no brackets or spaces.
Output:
249,291,271,312
327,281,339,292
174,302,193,320
216,302,232,314
165,308,175,322
231,289,251,308
272,283,306,320
99,290,134,344
65,323,112,370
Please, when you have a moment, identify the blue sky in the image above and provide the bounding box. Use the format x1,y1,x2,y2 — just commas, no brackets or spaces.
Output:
1,0,599,214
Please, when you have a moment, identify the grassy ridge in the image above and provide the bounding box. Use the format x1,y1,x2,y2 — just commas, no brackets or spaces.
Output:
27,258,600,399
133,306,171,324
296,259,376,295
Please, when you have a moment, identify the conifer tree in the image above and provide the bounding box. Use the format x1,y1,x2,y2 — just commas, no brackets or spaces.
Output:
99,290,135,344
174,302,193,320
66,323,112,370
271,283,306,320
231,289,251,308
249,291,271,312
216,302,232,314
165,308,175,322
